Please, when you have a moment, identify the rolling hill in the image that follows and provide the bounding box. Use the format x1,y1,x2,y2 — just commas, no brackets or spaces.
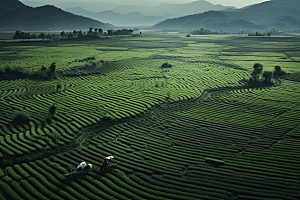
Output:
0,0,114,31
152,0,300,31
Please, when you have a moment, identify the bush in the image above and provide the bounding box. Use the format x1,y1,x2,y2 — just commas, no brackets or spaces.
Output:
12,110,30,124
161,63,173,69
49,103,58,116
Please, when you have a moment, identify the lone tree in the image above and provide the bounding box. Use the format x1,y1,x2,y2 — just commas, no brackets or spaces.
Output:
263,71,272,83
273,65,286,76
161,62,173,70
49,62,56,78
250,63,263,81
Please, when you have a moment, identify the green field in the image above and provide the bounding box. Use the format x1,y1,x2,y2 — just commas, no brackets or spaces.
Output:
0,33,300,199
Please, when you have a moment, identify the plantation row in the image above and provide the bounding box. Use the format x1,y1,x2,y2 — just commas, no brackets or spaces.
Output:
1,35,299,199
0,53,250,158
1,83,299,199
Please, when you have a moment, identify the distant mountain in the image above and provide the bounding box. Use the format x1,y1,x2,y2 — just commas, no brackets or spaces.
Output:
65,8,166,26
112,5,152,15
0,0,114,31
151,0,300,31
57,1,121,13
64,6,95,19
110,0,234,17
144,0,233,17
64,0,236,27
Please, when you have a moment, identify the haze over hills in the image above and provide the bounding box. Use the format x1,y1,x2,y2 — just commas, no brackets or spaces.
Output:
63,0,236,26
0,0,114,31
63,7,167,26
152,0,300,31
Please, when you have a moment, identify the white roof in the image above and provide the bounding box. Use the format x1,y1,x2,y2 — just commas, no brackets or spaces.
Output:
105,156,114,160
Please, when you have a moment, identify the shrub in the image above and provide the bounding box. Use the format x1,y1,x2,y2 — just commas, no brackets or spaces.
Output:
49,103,58,116
49,62,56,74
161,63,172,69
12,110,30,124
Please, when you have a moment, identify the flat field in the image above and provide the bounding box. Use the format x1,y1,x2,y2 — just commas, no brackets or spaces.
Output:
0,33,300,200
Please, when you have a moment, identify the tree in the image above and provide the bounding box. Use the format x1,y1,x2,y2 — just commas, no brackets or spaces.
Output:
24,32,31,41
30,33,37,41
38,32,46,41
78,30,83,38
60,31,66,38
263,71,272,83
251,63,263,81
107,30,113,35
98,28,103,35
89,27,93,35
273,65,286,76
67,32,74,38
45,33,52,41
13,30,21,39
49,62,56,78
275,65,281,72
20,32,25,40
73,30,78,38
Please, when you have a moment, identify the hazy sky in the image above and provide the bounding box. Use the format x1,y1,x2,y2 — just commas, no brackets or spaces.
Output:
21,0,270,8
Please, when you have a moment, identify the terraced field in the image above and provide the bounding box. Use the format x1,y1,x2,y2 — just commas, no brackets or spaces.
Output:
0,34,300,199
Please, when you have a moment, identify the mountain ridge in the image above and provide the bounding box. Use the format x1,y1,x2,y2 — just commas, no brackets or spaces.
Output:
0,0,114,31
63,0,236,27
151,0,300,30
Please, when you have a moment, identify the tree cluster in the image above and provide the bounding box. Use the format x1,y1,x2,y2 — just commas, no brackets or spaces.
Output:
249,63,286,83
13,31,59,41
250,63,273,83
191,28,219,35
106,29,134,36
60,27,103,40
13,28,134,42
248,32,271,36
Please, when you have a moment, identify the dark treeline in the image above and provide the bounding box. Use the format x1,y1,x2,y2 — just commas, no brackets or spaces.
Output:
13,28,134,42
13,30,59,41
191,28,220,35
248,32,271,36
